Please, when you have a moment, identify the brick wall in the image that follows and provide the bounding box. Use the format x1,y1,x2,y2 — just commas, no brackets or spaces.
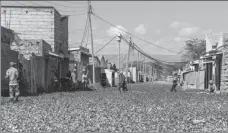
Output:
1,7,55,50
1,7,69,58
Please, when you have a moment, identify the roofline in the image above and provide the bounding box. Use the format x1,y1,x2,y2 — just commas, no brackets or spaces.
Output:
1,6,67,17
1,5,55,9
69,47,80,51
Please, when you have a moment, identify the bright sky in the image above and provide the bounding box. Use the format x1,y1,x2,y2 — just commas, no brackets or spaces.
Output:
1,1,228,56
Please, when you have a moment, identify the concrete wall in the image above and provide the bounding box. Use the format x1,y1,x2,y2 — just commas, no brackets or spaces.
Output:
60,16,68,57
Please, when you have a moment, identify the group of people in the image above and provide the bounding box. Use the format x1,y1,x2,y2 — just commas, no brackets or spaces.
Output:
55,66,90,91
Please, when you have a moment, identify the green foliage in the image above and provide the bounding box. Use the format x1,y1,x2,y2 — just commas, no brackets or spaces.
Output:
181,38,206,62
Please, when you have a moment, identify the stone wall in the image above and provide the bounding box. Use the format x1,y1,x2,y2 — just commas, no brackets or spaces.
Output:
220,47,228,92
10,39,52,60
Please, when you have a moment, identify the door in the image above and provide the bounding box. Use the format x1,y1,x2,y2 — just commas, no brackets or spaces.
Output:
215,54,222,90
205,62,213,89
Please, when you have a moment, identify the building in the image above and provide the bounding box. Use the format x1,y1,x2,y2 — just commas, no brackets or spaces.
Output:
1,6,69,79
89,55,101,68
69,46,90,81
202,33,228,92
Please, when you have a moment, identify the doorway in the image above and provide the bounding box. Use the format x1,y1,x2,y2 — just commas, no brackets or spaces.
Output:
215,54,223,90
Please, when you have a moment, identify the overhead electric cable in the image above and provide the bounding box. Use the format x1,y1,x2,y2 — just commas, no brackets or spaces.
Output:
45,1,87,8
107,50,128,61
92,13,179,54
95,35,117,54
81,15,89,46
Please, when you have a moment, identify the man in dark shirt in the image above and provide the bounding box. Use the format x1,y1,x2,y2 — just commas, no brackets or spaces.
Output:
170,73,178,92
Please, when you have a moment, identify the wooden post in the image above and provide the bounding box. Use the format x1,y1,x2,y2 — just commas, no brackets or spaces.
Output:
88,0,95,84
125,37,132,89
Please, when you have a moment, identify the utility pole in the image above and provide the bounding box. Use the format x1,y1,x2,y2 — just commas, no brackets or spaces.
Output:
9,10,12,29
137,51,139,73
88,0,95,84
117,33,121,70
125,37,132,88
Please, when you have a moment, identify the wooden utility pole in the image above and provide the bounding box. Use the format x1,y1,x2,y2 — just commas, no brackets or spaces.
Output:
9,10,11,29
88,0,95,84
125,37,132,87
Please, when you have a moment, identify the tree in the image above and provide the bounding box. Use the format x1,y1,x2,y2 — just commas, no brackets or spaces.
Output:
181,38,206,62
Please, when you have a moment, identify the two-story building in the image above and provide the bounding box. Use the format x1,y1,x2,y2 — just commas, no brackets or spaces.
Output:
1,6,69,79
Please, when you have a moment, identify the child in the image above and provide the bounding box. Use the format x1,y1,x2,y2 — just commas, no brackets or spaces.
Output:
71,69,77,91
207,80,217,93
170,73,178,92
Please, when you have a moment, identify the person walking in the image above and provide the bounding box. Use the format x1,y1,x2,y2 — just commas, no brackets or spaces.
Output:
71,69,78,91
118,72,127,93
82,67,89,91
53,68,59,91
5,62,20,102
170,73,178,92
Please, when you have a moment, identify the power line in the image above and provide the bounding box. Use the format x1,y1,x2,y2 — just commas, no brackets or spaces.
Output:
12,1,87,16
107,50,128,61
65,13,86,16
92,13,179,54
13,1,27,6
81,14,89,46
65,1,87,4
45,1,87,9
95,35,116,54
121,54,128,63
121,35,169,64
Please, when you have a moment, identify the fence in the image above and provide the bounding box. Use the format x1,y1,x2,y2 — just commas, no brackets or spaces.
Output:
19,54,58,95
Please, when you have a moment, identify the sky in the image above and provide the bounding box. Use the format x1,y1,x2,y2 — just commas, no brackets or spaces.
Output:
1,1,228,56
